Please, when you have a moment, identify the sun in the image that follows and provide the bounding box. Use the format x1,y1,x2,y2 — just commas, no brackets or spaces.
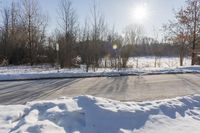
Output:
133,4,148,22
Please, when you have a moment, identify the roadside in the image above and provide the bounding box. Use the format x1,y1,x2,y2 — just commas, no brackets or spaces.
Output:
0,65,200,81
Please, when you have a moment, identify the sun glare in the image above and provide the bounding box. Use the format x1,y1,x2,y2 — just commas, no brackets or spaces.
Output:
133,4,148,23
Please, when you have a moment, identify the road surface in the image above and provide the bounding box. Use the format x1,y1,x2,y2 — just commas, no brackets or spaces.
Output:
0,74,200,105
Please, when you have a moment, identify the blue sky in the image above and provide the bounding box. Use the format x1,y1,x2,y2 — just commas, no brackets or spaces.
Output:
1,0,186,39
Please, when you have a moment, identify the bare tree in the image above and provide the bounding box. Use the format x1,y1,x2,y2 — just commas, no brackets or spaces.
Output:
124,24,144,45
165,0,200,65
185,0,200,65
57,0,78,68
90,0,107,70
122,24,144,68
20,0,47,65
79,18,92,72
1,8,10,58
164,19,189,66
0,2,24,65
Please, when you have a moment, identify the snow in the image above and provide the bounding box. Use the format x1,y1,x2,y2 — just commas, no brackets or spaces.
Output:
0,65,200,81
127,57,191,68
0,57,199,81
0,105,26,133
0,95,200,133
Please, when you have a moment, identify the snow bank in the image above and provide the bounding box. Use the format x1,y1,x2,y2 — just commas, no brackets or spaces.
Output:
0,66,200,81
0,57,198,81
1,95,200,133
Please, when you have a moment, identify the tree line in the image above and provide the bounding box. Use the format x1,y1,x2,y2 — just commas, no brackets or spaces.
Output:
0,0,198,71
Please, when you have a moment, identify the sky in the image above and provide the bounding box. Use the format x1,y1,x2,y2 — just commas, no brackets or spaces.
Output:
1,0,186,39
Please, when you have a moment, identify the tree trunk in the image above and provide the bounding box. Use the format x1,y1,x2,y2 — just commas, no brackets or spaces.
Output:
180,55,183,66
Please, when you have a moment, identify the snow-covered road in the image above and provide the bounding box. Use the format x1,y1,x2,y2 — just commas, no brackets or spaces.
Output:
0,74,200,105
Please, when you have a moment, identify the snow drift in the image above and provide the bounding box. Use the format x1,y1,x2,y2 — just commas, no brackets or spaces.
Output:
0,95,200,133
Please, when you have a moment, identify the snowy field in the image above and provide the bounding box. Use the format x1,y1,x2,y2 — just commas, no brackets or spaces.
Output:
0,57,192,73
127,57,191,68
0,95,199,133
0,57,199,81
